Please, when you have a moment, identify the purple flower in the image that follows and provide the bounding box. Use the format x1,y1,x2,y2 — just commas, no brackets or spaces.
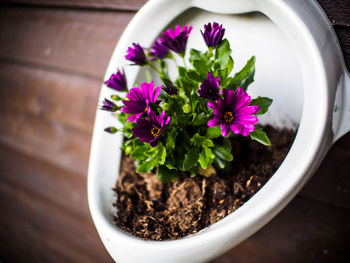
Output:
149,38,169,60
160,25,193,54
201,22,225,48
100,98,118,112
207,88,259,137
162,82,178,96
198,72,220,100
125,43,147,65
132,110,171,147
104,69,127,91
121,81,161,123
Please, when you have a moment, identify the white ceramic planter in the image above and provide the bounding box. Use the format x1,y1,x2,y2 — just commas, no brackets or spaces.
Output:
88,0,350,262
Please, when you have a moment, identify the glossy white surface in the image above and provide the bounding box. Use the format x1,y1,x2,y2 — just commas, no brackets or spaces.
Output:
88,0,350,262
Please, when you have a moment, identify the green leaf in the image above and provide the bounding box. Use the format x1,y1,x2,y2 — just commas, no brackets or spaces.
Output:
192,112,209,126
198,147,215,169
166,162,177,170
213,139,233,161
189,167,197,178
206,126,222,139
215,39,232,70
191,133,214,148
227,56,256,91
136,155,160,173
226,56,234,75
159,145,166,165
165,129,178,151
178,66,187,79
216,56,234,80
186,70,204,82
157,166,178,183
177,76,197,98
250,126,271,146
221,76,233,90
165,155,178,170
189,48,211,75
250,97,273,115
183,147,200,170
130,144,149,159
136,143,166,172
214,157,226,169
189,48,207,61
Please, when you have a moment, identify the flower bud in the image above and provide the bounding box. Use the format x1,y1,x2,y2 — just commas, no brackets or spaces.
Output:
104,127,118,134
100,99,118,112
111,94,122,101
183,104,191,114
162,103,170,111
125,146,133,154
162,81,178,96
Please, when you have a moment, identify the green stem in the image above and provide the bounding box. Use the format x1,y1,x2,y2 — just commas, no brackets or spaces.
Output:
182,56,187,68
148,63,162,75
207,47,213,58
171,56,179,67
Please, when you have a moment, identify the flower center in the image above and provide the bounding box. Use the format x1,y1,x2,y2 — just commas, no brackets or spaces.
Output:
209,88,214,95
223,111,234,124
151,126,161,137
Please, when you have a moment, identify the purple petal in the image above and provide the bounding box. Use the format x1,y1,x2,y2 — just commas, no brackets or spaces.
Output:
132,112,144,123
153,85,161,102
165,116,171,125
230,124,242,134
221,125,230,137
208,117,220,127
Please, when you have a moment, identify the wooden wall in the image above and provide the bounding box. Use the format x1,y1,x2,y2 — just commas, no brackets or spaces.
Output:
0,0,349,262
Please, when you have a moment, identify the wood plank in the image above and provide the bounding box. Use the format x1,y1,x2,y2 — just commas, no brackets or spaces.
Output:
0,4,348,82
2,0,349,27
0,110,90,176
211,196,350,263
2,0,148,12
0,6,133,78
0,143,90,218
0,62,100,133
299,132,350,210
0,179,113,263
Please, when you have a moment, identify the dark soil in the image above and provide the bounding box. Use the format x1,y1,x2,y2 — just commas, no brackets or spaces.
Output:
113,125,296,241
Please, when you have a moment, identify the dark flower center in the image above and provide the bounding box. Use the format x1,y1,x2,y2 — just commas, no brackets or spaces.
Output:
223,111,234,124
151,126,161,137
209,88,215,95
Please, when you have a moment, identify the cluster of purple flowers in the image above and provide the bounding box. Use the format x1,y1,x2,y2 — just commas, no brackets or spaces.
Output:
101,21,261,145
124,24,193,65
121,81,171,146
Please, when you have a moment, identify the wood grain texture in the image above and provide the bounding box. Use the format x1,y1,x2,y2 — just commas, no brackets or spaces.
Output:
0,6,133,79
0,110,90,176
2,0,148,11
0,179,113,263
300,133,350,210
0,62,100,133
0,144,90,218
0,0,349,262
2,0,350,25
211,197,350,263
